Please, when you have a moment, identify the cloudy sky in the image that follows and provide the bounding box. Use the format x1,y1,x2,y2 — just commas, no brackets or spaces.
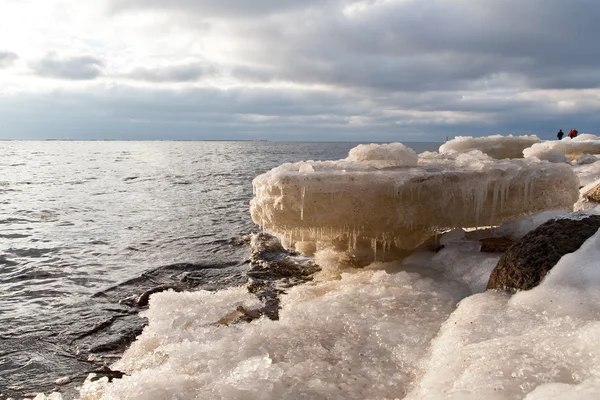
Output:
1,0,599,141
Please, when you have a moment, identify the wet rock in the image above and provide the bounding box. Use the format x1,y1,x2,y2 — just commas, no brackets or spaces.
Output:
479,236,514,253
487,215,600,291
134,285,180,307
245,233,320,320
89,365,126,382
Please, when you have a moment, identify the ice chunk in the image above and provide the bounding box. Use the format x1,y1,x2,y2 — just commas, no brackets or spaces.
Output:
575,154,600,165
439,134,541,159
251,145,580,258
524,137,600,161
346,142,418,168
493,210,571,240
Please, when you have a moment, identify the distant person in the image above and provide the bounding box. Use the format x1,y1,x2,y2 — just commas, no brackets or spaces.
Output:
569,129,578,139
557,129,564,140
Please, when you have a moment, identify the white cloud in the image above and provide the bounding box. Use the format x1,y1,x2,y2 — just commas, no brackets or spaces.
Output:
0,0,599,139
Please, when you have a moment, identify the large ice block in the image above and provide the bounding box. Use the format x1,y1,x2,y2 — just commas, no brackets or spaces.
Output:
250,147,579,258
440,134,541,159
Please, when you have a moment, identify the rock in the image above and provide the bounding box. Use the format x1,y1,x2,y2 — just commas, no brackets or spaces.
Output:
245,233,320,320
583,183,600,203
52,376,70,385
89,365,126,382
487,215,600,291
479,236,514,253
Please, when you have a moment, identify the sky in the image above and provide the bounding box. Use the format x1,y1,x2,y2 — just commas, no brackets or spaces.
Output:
1,0,599,141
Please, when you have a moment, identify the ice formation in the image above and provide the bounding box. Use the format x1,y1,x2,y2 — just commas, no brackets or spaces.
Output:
346,142,418,168
78,266,468,400
76,211,600,400
524,135,600,161
439,135,541,159
407,229,600,399
251,145,579,259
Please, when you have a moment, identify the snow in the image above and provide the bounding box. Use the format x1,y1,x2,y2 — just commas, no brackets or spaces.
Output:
79,264,468,400
408,229,600,399
439,135,541,159
573,161,600,187
77,212,600,400
251,144,579,259
346,142,418,168
524,137,600,161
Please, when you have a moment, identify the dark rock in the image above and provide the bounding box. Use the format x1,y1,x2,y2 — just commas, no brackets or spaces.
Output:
89,365,127,382
242,233,320,321
479,236,514,253
487,215,600,291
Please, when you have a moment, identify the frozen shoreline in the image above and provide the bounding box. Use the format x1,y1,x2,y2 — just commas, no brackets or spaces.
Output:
36,136,600,399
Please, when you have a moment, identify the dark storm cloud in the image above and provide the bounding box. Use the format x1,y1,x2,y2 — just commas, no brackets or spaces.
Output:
110,0,335,17
112,0,600,93
31,53,105,80
124,61,217,83
1,84,598,141
0,50,18,68
228,0,600,92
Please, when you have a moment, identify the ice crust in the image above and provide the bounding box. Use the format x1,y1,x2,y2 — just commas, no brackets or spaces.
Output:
251,145,579,257
439,135,541,159
79,267,468,400
524,136,600,161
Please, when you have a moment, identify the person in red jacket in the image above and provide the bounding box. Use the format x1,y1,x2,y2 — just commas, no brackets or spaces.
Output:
568,129,578,139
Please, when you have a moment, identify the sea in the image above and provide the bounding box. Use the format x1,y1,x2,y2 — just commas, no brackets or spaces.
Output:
0,140,441,397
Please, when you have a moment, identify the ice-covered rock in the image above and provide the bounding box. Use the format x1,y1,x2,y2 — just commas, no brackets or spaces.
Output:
524,136,600,161
575,154,599,165
439,134,541,159
487,215,600,291
251,145,580,260
407,228,600,399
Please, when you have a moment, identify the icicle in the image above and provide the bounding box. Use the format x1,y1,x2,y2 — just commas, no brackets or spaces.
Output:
371,237,377,261
300,186,306,221
490,180,500,226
